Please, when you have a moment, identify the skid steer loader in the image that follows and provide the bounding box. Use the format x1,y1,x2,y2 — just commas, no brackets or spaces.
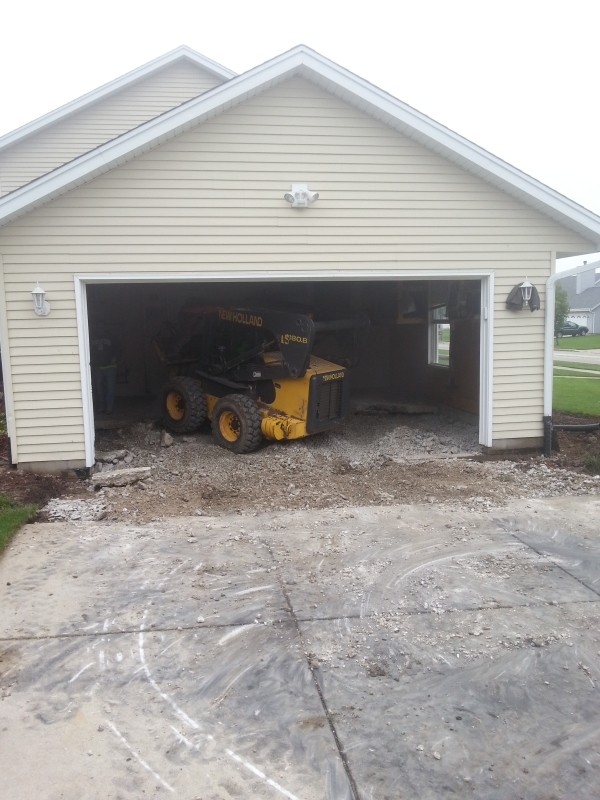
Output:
153,304,369,453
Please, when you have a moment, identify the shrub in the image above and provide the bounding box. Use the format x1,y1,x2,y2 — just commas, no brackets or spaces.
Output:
584,452,600,475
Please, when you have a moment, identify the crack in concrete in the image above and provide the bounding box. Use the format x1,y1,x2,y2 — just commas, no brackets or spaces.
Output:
1,597,598,644
276,571,361,799
494,519,600,600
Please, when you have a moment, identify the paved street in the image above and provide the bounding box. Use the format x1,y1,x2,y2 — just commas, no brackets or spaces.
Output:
1,496,599,799
554,348,600,366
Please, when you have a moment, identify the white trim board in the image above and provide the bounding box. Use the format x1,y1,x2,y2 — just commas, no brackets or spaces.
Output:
74,268,494,468
0,254,18,462
0,46,236,153
2,44,600,246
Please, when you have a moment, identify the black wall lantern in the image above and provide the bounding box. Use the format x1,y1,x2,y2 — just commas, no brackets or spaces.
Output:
506,278,540,311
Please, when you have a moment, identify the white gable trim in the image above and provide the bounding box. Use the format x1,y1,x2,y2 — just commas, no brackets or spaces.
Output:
1,44,599,245
0,45,236,153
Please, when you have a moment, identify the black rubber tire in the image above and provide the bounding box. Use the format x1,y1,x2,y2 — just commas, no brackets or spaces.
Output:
557,332,564,338
211,394,262,454
580,330,587,336
161,376,207,434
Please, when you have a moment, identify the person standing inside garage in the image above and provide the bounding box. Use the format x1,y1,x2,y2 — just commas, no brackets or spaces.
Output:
90,322,122,415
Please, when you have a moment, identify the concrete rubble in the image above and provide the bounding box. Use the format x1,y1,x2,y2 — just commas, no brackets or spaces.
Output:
90,466,151,489
65,411,599,522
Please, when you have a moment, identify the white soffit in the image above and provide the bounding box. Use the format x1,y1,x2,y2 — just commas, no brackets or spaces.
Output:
0,45,236,153
1,44,599,246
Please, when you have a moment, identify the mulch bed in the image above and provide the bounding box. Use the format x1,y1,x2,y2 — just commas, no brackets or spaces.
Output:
0,432,73,506
552,412,600,471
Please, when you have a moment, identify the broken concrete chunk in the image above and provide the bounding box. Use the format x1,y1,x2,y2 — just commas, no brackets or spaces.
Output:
161,431,174,447
92,466,151,489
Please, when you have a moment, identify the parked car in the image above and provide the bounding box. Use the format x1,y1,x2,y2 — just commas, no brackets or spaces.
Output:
557,320,589,337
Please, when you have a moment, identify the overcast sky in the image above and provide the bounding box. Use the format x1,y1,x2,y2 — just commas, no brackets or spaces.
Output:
1,0,598,270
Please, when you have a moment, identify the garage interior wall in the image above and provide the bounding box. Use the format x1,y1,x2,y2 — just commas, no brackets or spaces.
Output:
0,75,595,469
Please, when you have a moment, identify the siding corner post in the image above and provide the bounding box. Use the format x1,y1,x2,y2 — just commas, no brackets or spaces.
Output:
479,272,494,447
0,253,18,463
74,274,95,467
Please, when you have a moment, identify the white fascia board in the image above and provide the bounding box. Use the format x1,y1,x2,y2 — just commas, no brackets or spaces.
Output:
0,45,236,153
1,43,600,246
293,50,600,246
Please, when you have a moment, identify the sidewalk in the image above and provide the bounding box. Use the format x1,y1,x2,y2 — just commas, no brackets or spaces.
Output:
554,348,600,366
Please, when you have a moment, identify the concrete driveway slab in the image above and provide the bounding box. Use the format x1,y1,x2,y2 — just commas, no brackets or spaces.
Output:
1,496,599,799
495,496,600,596
266,506,597,620
0,519,290,639
300,600,600,800
1,618,350,800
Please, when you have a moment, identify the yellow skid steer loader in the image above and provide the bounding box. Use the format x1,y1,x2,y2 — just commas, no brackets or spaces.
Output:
153,305,369,454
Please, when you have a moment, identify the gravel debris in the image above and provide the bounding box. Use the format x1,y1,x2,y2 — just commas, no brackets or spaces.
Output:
41,412,600,523
44,498,107,522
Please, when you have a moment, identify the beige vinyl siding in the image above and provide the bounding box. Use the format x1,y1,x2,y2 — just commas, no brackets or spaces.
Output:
0,60,223,195
0,77,594,463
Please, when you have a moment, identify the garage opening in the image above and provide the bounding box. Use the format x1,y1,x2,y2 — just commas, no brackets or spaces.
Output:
85,278,482,449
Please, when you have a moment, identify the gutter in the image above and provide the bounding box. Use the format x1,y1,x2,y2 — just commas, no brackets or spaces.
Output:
543,259,600,455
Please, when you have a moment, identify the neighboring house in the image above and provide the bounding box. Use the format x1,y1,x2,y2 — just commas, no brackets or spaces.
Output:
1,44,600,473
557,263,600,333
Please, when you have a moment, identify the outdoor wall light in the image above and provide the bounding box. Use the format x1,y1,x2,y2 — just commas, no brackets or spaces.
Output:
283,184,319,208
31,283,51,316
506,277,540,312
520,277,533,304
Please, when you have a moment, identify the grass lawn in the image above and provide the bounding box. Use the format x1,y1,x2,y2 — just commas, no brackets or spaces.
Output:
554,360,600,372
0,496,38,556
555,333,600,350
553,376,600,417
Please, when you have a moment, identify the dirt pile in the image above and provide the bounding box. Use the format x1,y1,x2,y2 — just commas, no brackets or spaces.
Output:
41,412,597,523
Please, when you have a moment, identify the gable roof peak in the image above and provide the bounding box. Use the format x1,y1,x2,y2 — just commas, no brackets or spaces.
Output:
0,45,236,153
1,43,599,246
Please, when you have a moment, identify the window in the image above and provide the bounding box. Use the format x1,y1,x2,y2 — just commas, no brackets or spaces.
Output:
429,304,450,367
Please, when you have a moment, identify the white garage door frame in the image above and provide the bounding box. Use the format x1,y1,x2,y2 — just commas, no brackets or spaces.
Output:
74,269,494,468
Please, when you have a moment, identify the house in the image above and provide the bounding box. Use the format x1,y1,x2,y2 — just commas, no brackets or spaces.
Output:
557,262,600,333
1,45,599,474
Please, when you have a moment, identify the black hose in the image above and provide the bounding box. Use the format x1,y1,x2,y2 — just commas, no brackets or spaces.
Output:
552,423,600,432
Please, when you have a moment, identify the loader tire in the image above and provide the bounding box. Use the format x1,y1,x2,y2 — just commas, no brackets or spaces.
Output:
211,394,262,454
162,377,207,434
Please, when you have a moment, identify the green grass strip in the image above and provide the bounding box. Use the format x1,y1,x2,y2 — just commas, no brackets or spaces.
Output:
554,360,600,373
0,496,38,556
553,377,600,416
555,333,600,350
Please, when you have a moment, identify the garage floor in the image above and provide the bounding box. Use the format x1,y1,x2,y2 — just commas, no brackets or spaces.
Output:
1,496,599,799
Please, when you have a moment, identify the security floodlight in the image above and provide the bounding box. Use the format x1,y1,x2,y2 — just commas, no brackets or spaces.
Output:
283,184,319,208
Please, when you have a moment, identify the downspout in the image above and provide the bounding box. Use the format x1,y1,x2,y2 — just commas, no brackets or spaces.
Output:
543,258,600,456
